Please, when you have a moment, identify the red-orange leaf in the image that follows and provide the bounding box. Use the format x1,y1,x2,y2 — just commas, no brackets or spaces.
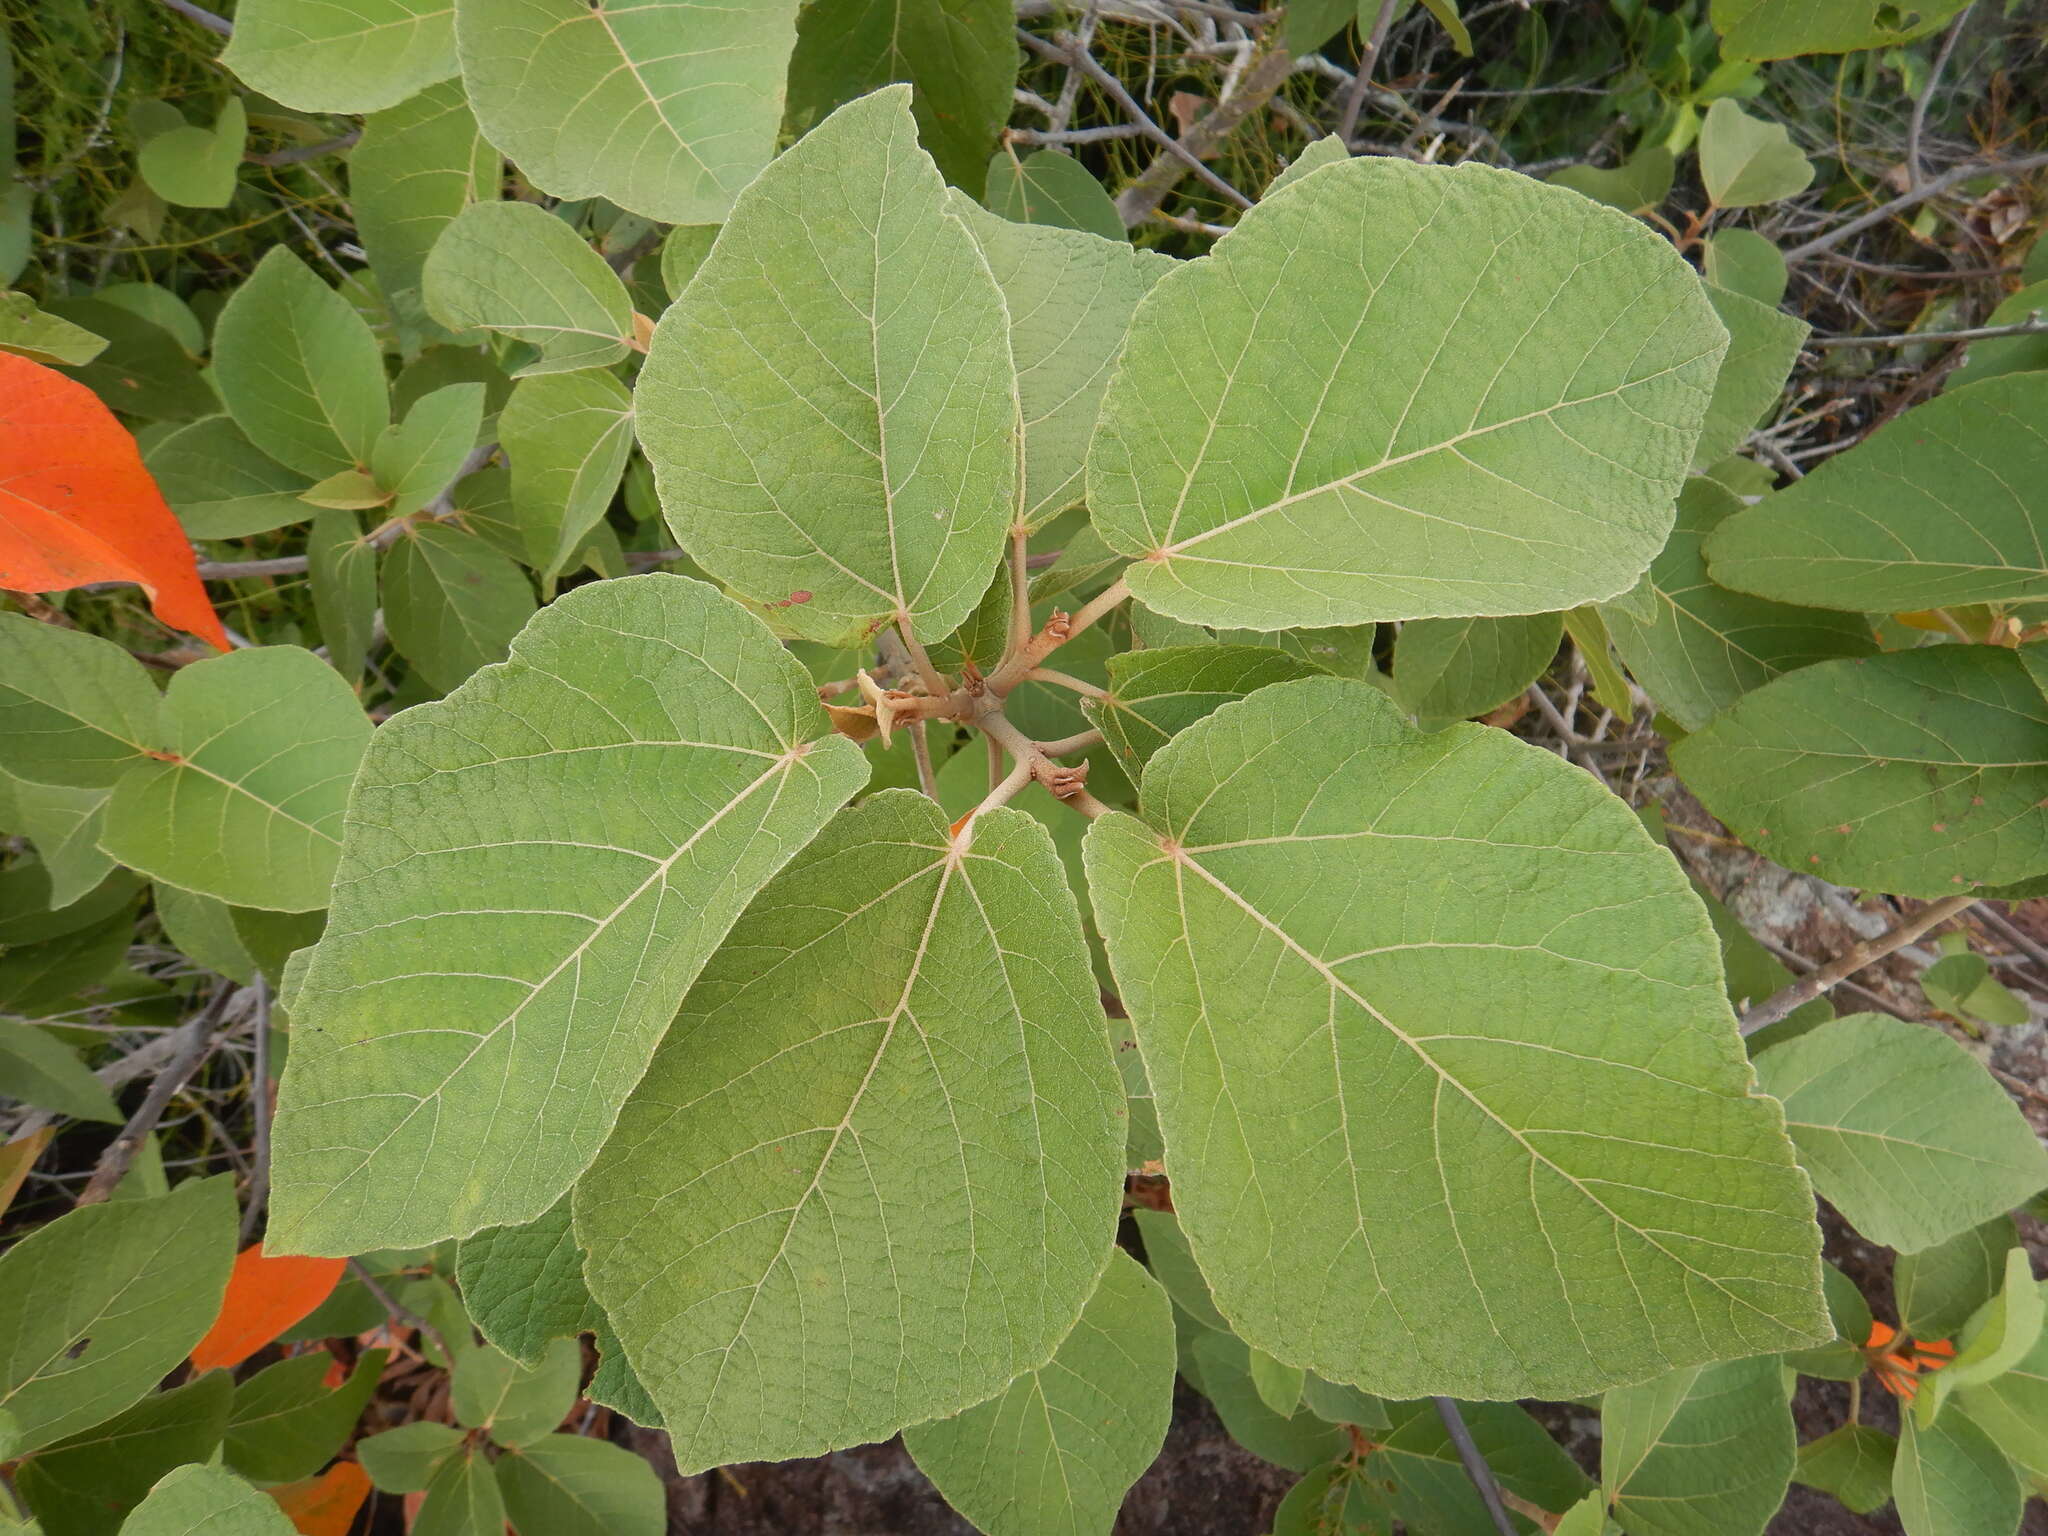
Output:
0,350,229,650
190,1244,347,1371
269,1460,372,1536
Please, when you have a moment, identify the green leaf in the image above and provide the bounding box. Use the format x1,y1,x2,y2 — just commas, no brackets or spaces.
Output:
0,1022,119,1122
640,87,1016,645
1084,676,1825,1401
1417,0,1473,53
301,469,387,511
46,299,211,423
1754,1013,2048,1253
1370,1399,1592,1533
451,1338,578,1448
1267,135,1348,197
1189,1330,1349,1472
223,1349,387,1484
1711,0,1968,59
413,1443,507,1536
947,193,1170,531
1899,1217,2019,1341
457,1193,601,1365
1694,283,1808,466
382,523,538,694
1547,146,1676,214
1940,1248,2044,1393
657,225,716,301
904,1250,1175,1536
0,615,160,790
0,772,116,909
353,82,502,322
100,646,371,912
499,370,635,577
493,1434,666,1536
1706,375,2048,613
214,249,390,479
372,384,486,517
1698,100,1815,208
1704,229,1788,307
453,0,803,225
147,418,312,539
0,1178,234,1459
1602,1355,1794,1536
15,1372,230,1536
1893,1410,2020,1536
0,903,137,1016
587,1317,661,1428
119,1464,296,1536
1085,645,1322,773
1130,1208,1229,1335
1392,613,1560,723
308,509,378,684
358,1420,465,1493
577,790,1123,1471
1250,1349,1307,1417
1300,1374,1387,1431
137,99,246,210
984,149,1125,242
1670,647,2048,896
222,0,458,114
0,291,107,366
1782,1260,1874,1381
786,0,1016,195
268,574,868,1253
1956,1282,2048,1479
1922,952,2030,1027
94,283,203,356
421,202,635,376
1088,158,1725,630
1601,479,1874,732
1795,1425,1896,1516
1951,281,2048,389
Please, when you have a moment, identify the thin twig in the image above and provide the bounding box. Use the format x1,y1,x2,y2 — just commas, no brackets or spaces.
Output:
153,0,233,36
1025,666,1111,702
76,984,240,1206
1037,728,1104,757
1009,529,1033,658
1970,903,2048,978
239,976,272,1243
245,132,360,168
1335,0,1401,146
1805,313,2048,348
1906,7,1971,190
909,720,940,800
1781,151,2048,262
1739,895,1976,1035
1432,1398,1518,1536
348,1258,457,1364
1007,124,1147,145
896,619,949,698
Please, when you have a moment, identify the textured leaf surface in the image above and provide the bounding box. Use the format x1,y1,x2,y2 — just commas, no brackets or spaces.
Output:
1894,1411,2020,1536
456,1194,600,1364
1392,613,1561,723
499,370,634,576
1694,283,1808,465
0,772,115,908
0,354,230,650
0,1021,120,1122
639,88,1016,644
213,250,389,480
1957,1282,2048,1479
1899,1217,2017,1341
1711,0,1967,58
1602,1356,1794,1536
269,575,867,1252
454,0,804,225
1796,1425,1897,1516
358,1421,463,1493
1670,647,2048,897
984,148,1125,241
451,1338,578,1447
382,523,537,694
222,0,457,113
786,0,1016,194
1704,228,1788,306
422,202,634,376
101,646,371,911
147,418,310,540
1087,158,1725,629
372,384,485,517
15,1371,230,1536
1602,480,1873,731
1706,375,2048,612
578,791,1124,1471
1190,1330,1349,1472
949,194,1169,530
1755,1014,2048,1253
413,1443,506,1536
222,1349,385,1484
1085,645,1321,772
352,82,500,319
905,1250,1174,1536
121,1464,297,1536
494,1435,666,1536
1084,676,1825,1400
0,616,160,790
0,1178,234,1459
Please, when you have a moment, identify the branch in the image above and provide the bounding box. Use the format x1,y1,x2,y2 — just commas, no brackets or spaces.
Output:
1738,894,1975,1035
1431,1398,1518,1536
245,132,360,167
1334,0,1401,146
1906,6,1972,190
1781,150,2048,262
239,975,273,1243
348,1258,456,1365
76,984,241,1206
1806,312,2048,348
153,0,232,36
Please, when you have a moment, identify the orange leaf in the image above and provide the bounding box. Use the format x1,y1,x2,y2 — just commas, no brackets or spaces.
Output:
0,1128,54,1218
1863,1319,1898,1351
269,1461,372,1536
0,351,229,650
190,1244,347,1372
